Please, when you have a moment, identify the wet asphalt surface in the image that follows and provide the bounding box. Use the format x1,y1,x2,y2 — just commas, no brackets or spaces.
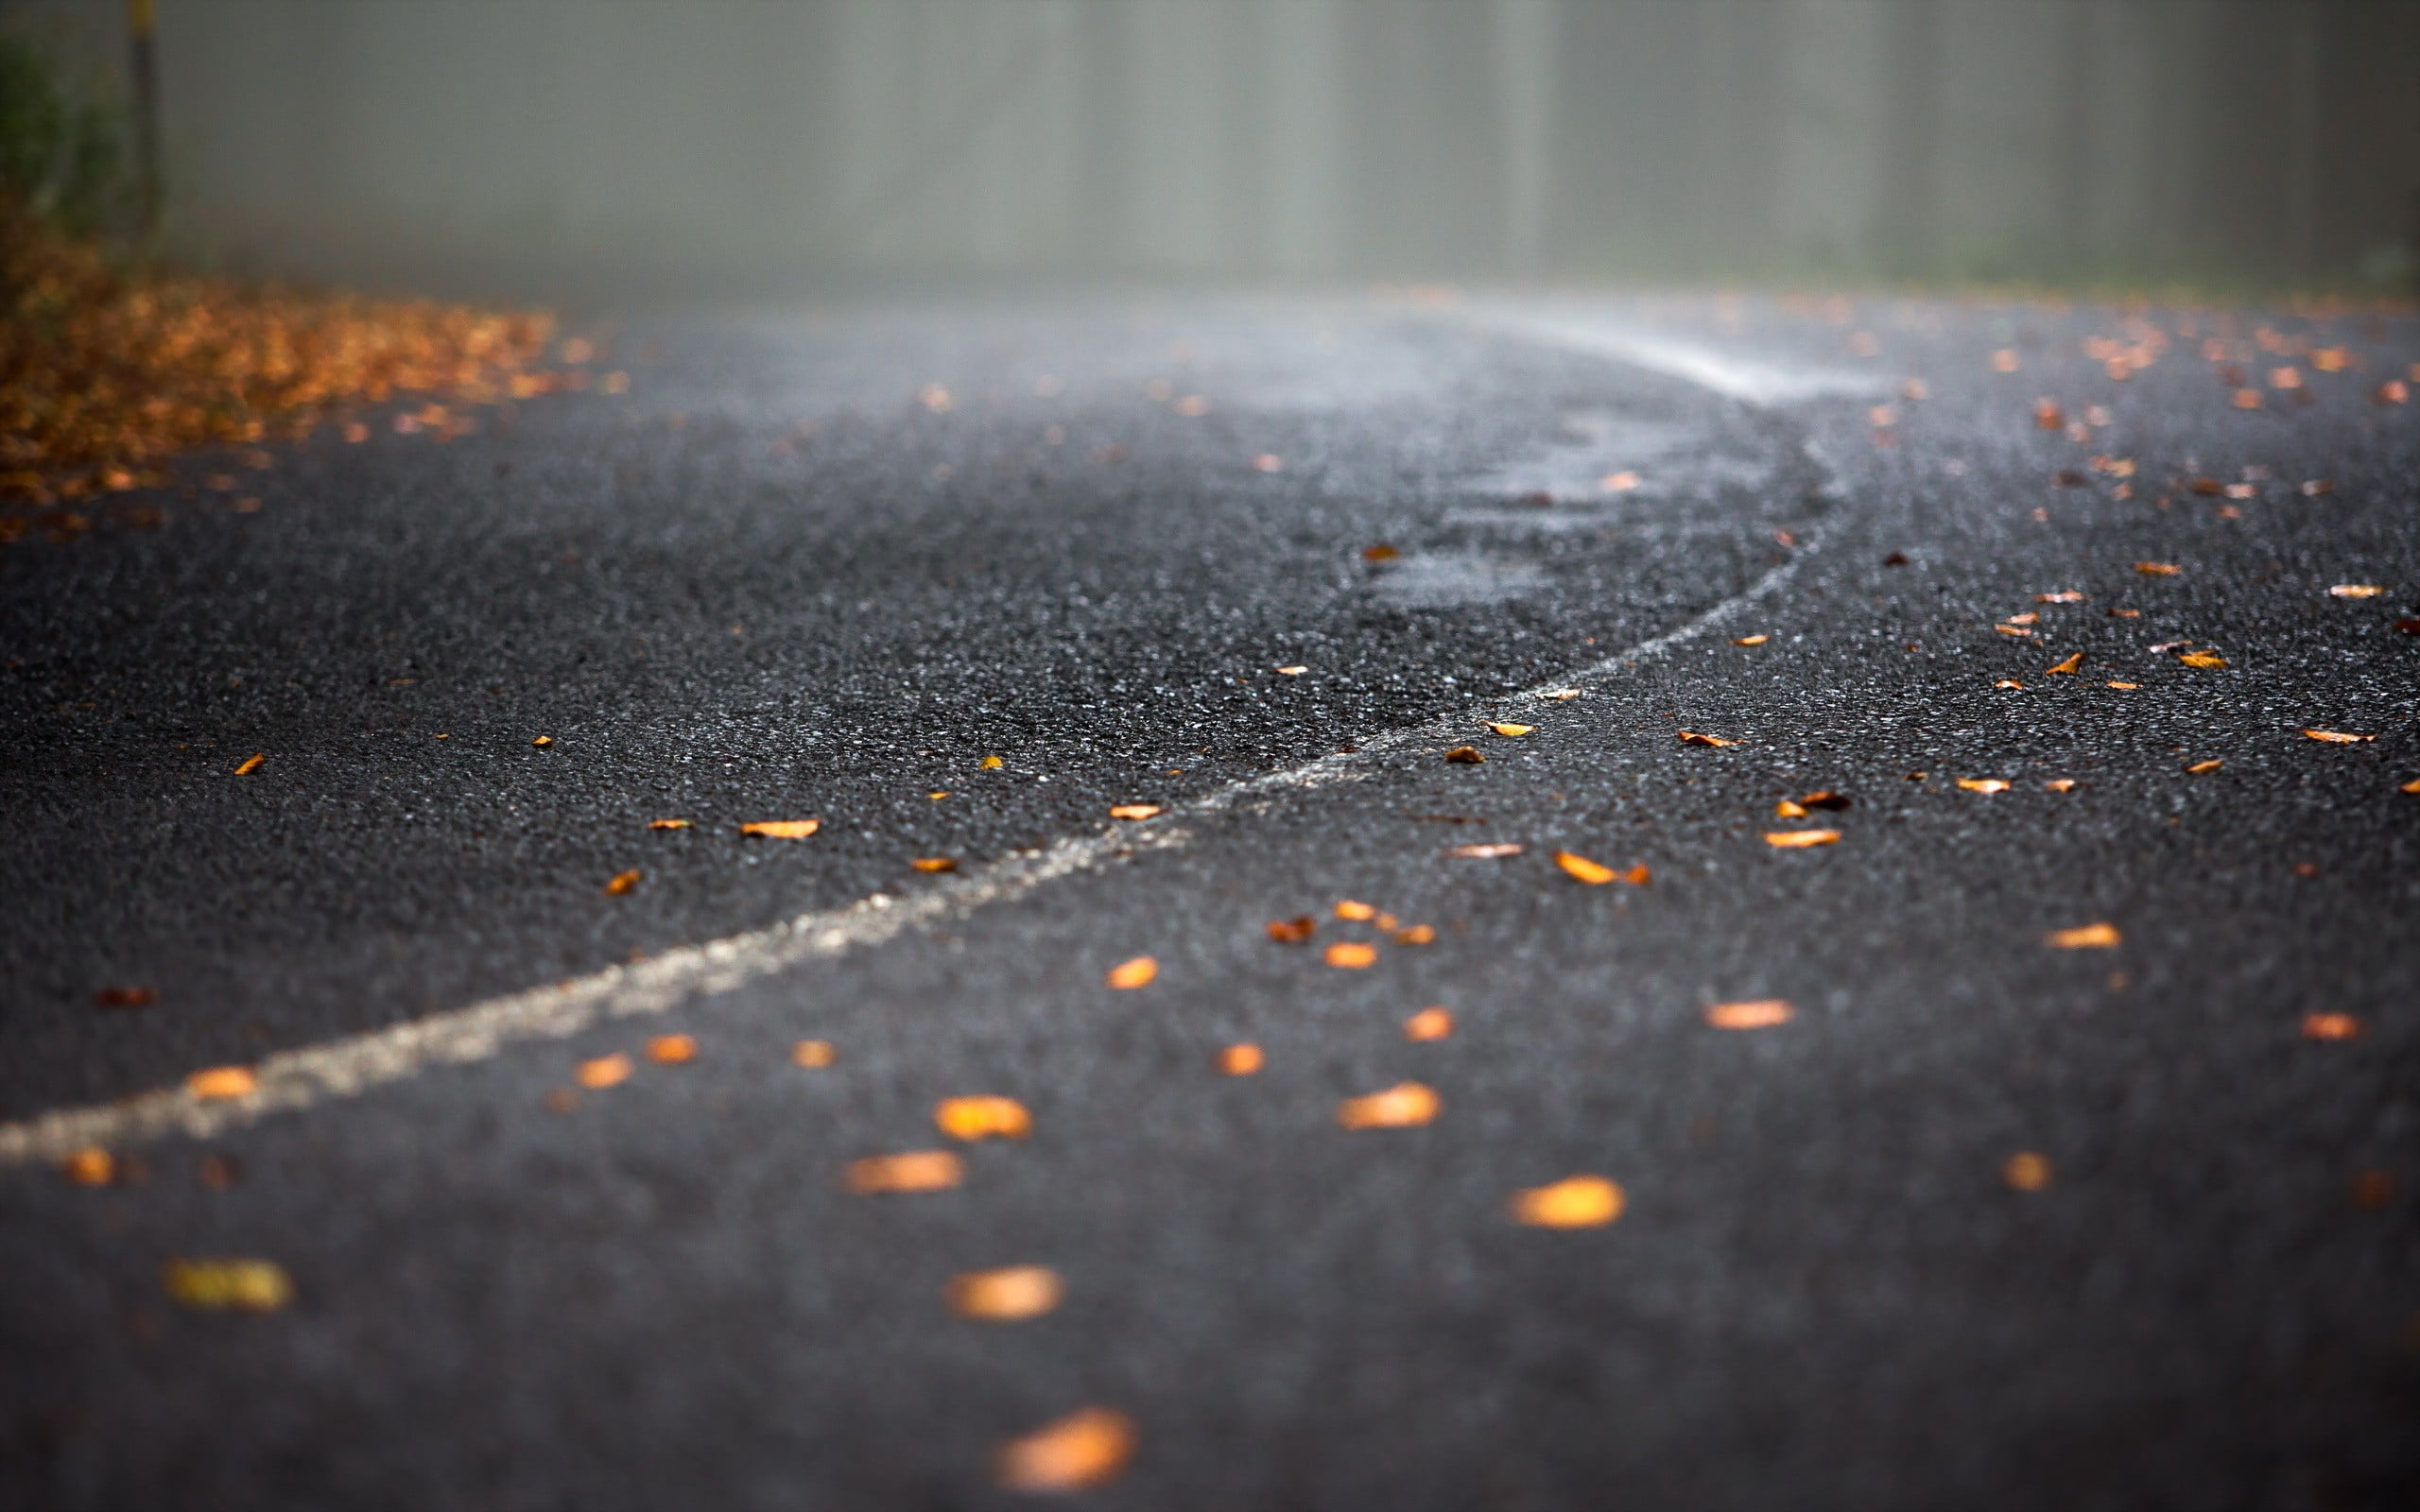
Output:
2,291,2416,1509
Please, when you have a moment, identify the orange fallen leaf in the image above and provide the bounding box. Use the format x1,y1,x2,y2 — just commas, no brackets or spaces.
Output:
995,1407,1136,1493
1335,900,1376,921
531,735,553,747
1109,803,1162,820
648,817,692,830
980,754,1004,768
2303,729,2375,744
2036,591,2086,603
1995,679,2025,690
1600,470,1641,491
1404,1006,1454,1041
2134,561,2182,576
2403,779,2420,795
1444,842,1524,859
1325,941,1378,969
1510,1174,1625,1228
1995,624,2034,638
604,868,641,896
1554,850,1616,885
1489,723,1534,737
2106,680,2138,689
2178,651,2229,669
910,857,958,872
1733,634,1770,646
1443,746,1486,763
948,1265,1063,1321
792,1039,836,1068
846,1150,963,1194
1106,955,1158,989
2187,759,2223,774
1393,923,1438,944
1763,830,1840,849
2045,779,2077,792
1774,799,1806,817
1266,916,1316,943
1337,1081,1439,1129
2046,922,2121,949
1705,999,1793,1030
1956,778,2010,794
1217,1042,1264,1075
2301,1012,2362,1040
1677,730,1736,747
576,1053,632,1090
1361,543,1399,561
163,1258,294,1312
63,1148,113,1186
646,1034,696,1065
2232,387,2263,409
2046,653,2083,675
233,752,265,776
1544,688,1582,699
740,819,820,839
936,1095,1032,1142
187,1066,256,1100
2328,584,2383,598
1273,664,1306,675
2003,1152,2054,1191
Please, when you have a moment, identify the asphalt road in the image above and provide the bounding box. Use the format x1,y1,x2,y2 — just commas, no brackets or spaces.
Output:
2,290,2415,1509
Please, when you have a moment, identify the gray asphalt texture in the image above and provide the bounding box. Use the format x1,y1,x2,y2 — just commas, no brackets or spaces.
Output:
3,292,2416,1509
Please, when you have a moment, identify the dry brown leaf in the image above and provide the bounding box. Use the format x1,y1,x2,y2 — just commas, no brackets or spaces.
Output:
1733,634,1771,646
1763,830,1840,850
846,1150,963,1194
2032,398,2064,430
1337,1081,1439,1129
233,752,265,777
2046,653,2083,675
2187,759,2223,774
1444,842,1524,859
948,1265,1063,1321
980,754,1004,769
531,735,553,747
1361,543,1399,561
995,1407,1136,1493
1800,791,1852,810
2329,584,2383,598
2002,1152,2054,1192
2134,561,2182,576
2232,387,2263,409
163,1258,294,1312
1996,624,2035,637
1545,688,1583,700
2107,680,2138,689
648,817,692,830
1108,803,1162,820
2403,779,2420,795
1705,999,1793,1030
740,819,821,839
1404,1006,1454,1041
2301,1012,2362,1040
1443,746,1486,764
1266,916,1316,943
1489,723,1534,737
646,1035,696,1065
1106,956,1158,989
909,857,958,873
187,1066,256,1100
2037,591,2086,603
1325,941,1378,970
2303,729,2375,744
1774,799,1807,818
93,986,156,1009
1956,778,2010,794
1677,731,1736,747
2046,921,2121,949
1335,900,1376,921
576,1053,632,1090
1554,850,1616,885
1217,1043,1264,1075
936,1095,1032,1142
2046,779,2077,792
1510,1175,1625,1228
63,1148,113,1186
604,868,641,896
792,1040,836,1068
1995,679,2025,690
1393,923,1438,944
2178,651,2229,669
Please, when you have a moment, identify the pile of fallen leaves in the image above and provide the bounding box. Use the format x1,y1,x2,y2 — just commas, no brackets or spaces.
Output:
0,203,553,504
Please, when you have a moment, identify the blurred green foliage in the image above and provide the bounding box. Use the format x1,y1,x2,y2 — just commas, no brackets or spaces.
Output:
0,30,130,237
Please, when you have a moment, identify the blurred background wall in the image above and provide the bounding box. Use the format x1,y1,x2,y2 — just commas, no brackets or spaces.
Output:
7,0,2417,298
